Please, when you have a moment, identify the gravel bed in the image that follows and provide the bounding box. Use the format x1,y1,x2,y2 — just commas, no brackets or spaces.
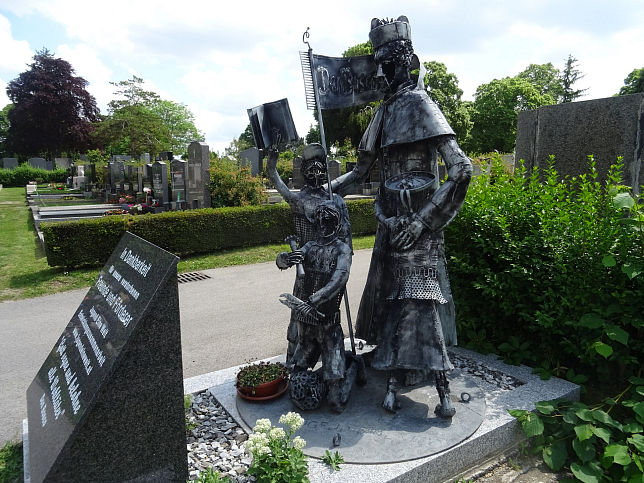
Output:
186,390,254,482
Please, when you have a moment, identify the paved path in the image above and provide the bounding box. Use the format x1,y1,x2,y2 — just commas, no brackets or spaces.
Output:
0,249,371,445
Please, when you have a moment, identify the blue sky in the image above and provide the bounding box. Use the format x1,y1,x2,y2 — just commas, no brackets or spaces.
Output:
1,0,643,154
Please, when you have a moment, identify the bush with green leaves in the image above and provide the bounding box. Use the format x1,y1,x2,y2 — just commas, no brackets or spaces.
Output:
0,165,67,187
209,158,266,207
510,380,644,482
41,199,376,268
446,155,643,392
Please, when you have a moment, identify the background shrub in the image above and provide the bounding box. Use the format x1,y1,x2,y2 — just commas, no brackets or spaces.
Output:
446,156,643,391
0,165,67,187
41,199,376,267
209,159,266,207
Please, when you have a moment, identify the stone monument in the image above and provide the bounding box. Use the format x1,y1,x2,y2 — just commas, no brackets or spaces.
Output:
2,158,18,170
187,141,211,209
151,160,169,210
171,159,188,209
25,232,187,482
28,158,47,170
515,93,644,194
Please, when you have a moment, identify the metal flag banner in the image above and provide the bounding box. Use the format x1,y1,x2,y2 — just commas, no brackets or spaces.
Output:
310,53,385,110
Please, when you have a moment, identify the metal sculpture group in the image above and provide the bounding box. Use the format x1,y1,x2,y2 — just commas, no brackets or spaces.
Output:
265,15,472,419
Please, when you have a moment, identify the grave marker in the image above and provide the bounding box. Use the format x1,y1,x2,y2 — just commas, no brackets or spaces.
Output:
2,158,18,170
151,160,169,209
28,158,47,170
25,232,186,482
171,159,187,209
187,141,211,209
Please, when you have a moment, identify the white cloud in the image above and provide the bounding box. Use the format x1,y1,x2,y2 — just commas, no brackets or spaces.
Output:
0,13,32,73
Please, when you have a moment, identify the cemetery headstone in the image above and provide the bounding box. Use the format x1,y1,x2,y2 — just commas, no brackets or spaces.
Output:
108,162,120,194
328,159,341,181
159,151,173,161
25,232,187,482
151,160,169,209
187,141,211,209
140,153,151,164
137,165,144,194
171,159,187,209
28,158,47,170
144,163,153,190
2,158,18,170
45,160,54,171
86,163,96,183
55,158,72,170
516,93,644,194
240,147,261,176
292,156,304,189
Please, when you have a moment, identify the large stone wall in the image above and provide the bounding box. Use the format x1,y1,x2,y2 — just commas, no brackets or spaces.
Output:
515,93,644,193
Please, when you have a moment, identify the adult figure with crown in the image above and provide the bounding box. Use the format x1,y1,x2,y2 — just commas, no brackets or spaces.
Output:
331,15,472,418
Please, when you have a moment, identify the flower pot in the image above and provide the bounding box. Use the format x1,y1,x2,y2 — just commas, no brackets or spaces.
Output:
238,375,285,398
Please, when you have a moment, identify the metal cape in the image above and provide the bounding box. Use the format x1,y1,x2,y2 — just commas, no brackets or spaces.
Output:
359,86,455,152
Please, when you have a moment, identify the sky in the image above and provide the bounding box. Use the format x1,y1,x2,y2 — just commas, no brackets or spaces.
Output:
0,0,643,154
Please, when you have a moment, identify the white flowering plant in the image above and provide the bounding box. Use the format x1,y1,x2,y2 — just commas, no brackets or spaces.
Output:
244,412,309,482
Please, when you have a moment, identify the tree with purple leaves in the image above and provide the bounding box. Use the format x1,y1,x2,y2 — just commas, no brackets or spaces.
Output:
5,49,99,158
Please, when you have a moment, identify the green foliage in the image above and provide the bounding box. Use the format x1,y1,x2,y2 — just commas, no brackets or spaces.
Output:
236,362,287,388
193,468,231,482
0,104,13,157
0,165,67,187
342,41,373,57
561,55,587,103
41,199,376,268
209,158,266,207
322,450,344,471
447,156,643,391
516,63,563,101
509,380,644,481
246,413,309,483
618,67,644,95
93,76,202,156
423,61,472,146
0,441,23,483
468,76,554,153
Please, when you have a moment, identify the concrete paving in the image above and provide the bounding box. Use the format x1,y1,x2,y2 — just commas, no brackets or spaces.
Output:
0,249,371,446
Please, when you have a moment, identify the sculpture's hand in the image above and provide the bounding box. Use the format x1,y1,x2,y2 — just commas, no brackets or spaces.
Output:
266,147,279,171
294,301,320,320
287,250,304,265
391,217,424,250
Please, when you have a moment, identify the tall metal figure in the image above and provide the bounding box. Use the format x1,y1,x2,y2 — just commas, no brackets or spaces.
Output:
267,144,351,365
331,16,472,417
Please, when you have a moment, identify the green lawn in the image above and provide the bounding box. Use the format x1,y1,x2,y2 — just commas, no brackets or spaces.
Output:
0,186,374,302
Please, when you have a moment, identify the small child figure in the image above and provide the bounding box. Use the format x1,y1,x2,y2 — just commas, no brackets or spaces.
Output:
277,203,359,412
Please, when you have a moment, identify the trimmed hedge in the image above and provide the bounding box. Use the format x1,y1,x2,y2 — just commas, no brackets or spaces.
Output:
42,199,376,268
0,165,67,187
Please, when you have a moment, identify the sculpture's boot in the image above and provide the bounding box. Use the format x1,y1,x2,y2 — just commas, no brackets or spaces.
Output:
382,374,400,412
327,379,347,413
347,352,368,386
434,371,456,418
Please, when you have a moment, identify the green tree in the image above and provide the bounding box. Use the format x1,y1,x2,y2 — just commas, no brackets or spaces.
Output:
209,158,266,207
560,54,587,102
94,76,202,156
617,67,644,95
238,123,255,148
150,99,204,155
343,41,373,57
516,63,562,102
6,49,99,158
469,77,552,153
0,104,12,157
423,61,472,145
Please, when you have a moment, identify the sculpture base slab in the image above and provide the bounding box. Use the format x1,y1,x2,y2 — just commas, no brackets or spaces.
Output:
236,369,485,463
184,347,580,483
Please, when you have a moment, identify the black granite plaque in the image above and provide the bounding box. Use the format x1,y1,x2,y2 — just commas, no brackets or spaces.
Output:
25,232,187,482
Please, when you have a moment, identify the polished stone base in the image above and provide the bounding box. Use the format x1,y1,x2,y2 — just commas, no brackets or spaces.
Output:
237,369,486,463
185,346,579,482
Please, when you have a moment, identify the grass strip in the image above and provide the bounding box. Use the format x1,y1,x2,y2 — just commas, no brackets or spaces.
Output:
0,187,374,302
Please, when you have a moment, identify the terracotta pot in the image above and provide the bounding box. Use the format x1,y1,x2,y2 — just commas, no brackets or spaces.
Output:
238,375,285,398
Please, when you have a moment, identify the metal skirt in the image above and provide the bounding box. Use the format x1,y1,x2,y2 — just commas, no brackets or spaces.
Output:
371,299,454,372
